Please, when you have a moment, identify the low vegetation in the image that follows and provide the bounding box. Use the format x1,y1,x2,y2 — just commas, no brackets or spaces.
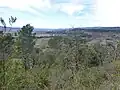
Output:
0,17,120,90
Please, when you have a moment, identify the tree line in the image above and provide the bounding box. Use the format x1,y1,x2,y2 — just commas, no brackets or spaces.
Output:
0,16,120,90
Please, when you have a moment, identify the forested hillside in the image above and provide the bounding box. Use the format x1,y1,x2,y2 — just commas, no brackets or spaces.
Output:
1,17,120,90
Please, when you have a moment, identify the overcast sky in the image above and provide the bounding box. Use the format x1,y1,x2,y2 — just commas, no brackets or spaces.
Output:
0,0,120,28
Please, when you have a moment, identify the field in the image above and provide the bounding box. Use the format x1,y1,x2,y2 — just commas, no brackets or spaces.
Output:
35,38,50,48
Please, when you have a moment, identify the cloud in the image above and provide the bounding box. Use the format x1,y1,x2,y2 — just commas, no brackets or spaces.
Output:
0,0,91,16
0,0,51,10
0,0,53,17
54,0,94,16
0,0,96,28
59,3,84,15
95,0,120,26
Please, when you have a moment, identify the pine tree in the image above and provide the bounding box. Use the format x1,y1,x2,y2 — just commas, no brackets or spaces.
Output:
16,24,36,70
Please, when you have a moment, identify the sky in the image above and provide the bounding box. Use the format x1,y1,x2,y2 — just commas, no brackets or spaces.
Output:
0,0,120,28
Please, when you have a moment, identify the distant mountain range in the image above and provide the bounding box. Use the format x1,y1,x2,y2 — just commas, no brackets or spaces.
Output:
0,26,67,32
1,26,120,32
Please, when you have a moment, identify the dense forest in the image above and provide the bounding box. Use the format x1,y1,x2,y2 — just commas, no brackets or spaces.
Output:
0,17,120,90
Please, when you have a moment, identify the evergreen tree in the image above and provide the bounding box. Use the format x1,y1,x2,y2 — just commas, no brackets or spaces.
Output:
16,24,36,69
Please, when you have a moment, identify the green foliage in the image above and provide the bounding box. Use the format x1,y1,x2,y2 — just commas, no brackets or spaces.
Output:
0,16,16,60
0,59,50,90
0,16,17,89
9,16,17,26
15,24,36,69
0,17,6,29
48,36,63,49
17,24,36,53
1,17,120,90
62,67,106,90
